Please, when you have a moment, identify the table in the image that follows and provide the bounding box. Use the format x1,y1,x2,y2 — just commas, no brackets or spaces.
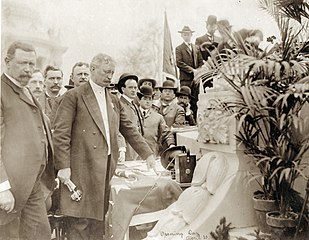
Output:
106,160,182,240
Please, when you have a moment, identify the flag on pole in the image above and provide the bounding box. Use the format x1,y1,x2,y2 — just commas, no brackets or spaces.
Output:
162,11,178,84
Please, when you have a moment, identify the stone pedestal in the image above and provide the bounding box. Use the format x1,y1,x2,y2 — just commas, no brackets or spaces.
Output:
175,90,258,238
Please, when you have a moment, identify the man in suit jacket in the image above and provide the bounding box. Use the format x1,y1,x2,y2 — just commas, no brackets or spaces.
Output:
0,41,55,239
137,86,175,157
53,53,157,239
118,73,144,160
176,25,204,88
176,86,196,126
42,65,63,125
159,80,185,128
195,15,221,61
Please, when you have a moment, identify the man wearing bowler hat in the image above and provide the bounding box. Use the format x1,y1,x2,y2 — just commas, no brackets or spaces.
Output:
118,73,144,160
137,78,157,90
176,86,196,126
176,25,204,88
159,80,185,128
195,15,221,61
137,86,175,157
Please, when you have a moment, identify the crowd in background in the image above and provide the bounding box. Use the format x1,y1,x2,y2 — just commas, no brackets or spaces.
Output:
0,14,265,240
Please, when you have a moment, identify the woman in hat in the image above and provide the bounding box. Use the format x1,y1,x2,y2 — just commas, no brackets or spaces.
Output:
176,86,196,126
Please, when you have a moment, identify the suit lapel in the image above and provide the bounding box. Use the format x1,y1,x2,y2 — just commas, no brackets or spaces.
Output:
192,45,198,68
161,103,173,116
19,91,37,107
1,74,38,108
82,83,107,139
182,42,191,56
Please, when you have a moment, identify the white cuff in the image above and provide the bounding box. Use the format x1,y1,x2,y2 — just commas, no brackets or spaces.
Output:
119,147,126,152
0,180,11,192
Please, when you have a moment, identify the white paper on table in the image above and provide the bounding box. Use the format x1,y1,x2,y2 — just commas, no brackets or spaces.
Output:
112,184,131,194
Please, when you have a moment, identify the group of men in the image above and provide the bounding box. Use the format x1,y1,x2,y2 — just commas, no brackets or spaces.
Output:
175,15,264,117
0,14,265,239
0,40,197,240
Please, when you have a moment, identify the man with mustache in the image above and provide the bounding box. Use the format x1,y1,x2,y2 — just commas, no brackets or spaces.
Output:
65,62,90,90
0,41,55,239
53,53,157,239
43,65,63,124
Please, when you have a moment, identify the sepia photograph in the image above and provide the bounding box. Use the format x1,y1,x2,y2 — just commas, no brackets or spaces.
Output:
1,0,309,239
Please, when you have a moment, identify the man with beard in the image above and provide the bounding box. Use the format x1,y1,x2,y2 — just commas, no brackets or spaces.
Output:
0,41,55,239
43,65,63,124
176,86,196,126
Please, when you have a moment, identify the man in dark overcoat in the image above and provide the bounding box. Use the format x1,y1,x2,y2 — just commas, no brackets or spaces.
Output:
0,41,55,239
53,53,157,239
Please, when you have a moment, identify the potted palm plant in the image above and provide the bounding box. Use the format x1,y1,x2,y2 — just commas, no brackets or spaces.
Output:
194,0,309,236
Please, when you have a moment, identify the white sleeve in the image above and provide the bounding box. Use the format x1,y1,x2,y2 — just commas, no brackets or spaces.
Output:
0,180,11,192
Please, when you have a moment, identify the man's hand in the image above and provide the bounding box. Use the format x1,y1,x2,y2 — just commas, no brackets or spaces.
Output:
145,155,158,175
118,150,125,163
0,190,15,213
57,168,71,185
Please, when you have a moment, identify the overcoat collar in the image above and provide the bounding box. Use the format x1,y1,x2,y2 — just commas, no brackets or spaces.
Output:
2,73,37,108
1,73,53,155
81,82,116,141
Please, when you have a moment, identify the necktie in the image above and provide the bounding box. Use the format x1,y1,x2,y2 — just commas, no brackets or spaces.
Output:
132,102,144,136
188,43,192,52
162,103,169,115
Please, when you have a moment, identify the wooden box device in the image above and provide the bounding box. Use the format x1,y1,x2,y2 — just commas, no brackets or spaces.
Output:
175,151,196,183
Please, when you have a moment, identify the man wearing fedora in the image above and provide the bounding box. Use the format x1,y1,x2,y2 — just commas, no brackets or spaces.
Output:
176,25,204,88
118,73,144,160
159,80,185,128
176,86,196,126
137,86,175,157
195,15,221,61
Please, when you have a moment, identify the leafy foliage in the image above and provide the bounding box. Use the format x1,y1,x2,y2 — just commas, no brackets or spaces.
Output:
210,217,234,240
194,0,309,218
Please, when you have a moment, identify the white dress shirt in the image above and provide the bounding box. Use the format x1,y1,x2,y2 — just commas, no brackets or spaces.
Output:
89,80,111,155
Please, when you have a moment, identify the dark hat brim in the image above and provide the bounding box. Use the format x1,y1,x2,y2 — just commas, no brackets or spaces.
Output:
117,74,138,93
160,145,187,169
176,91,194,99
159,86,177,92
64,85,74,90
106,84,118,89
137,92,154,99
138,79,157,89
